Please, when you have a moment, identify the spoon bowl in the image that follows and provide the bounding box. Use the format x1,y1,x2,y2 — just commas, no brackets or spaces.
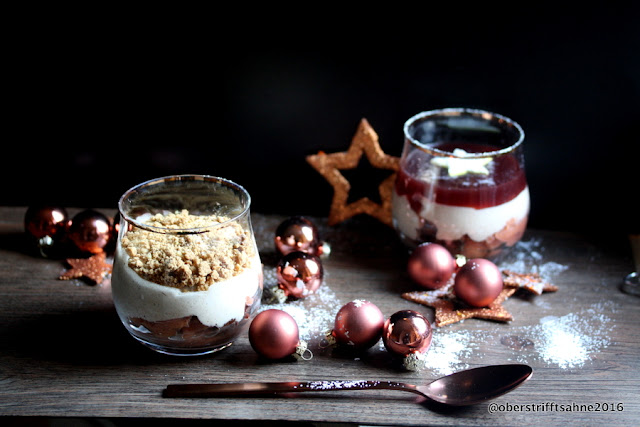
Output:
420,363,532,405
163,364,532,406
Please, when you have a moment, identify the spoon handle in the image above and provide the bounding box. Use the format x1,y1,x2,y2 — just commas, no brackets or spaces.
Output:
164,380,421,398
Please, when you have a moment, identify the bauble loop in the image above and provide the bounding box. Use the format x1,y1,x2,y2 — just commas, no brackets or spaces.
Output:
382,310,432,357
276,251,323,299
403,352,429,371
333,300,384,350
407,242,456,290
454,258,503,307
293,340,313,361
275,216,321,256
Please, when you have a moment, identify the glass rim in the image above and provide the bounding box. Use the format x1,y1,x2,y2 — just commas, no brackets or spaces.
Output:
403,108,525,158
117,174,251,234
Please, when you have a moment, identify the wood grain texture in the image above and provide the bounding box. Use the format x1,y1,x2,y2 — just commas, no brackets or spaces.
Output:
0,207,638,425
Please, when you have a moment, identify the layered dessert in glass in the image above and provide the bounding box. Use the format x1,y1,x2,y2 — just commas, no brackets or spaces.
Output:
392,109,529,259
111,175,263,356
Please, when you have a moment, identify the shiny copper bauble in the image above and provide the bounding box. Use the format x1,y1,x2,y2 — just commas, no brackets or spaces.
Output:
67,209,112,254
407,242,456,289
24,206,69,240
276,251,323,299
249,309,300,360
275,216,321,256
333,300,384,350
454,258,503,307
382,310,432,357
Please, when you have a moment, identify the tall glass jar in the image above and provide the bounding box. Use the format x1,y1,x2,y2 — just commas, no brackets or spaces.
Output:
392,108,529,260
111,175,263,356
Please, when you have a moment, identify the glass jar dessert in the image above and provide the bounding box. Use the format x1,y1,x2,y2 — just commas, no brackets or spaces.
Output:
111,175,263,356
392,109,529,260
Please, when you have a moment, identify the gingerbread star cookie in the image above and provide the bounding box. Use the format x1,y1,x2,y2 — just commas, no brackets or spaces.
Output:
306,118,399,226
402,282,516,327
59,252,112,284
502,270,558,295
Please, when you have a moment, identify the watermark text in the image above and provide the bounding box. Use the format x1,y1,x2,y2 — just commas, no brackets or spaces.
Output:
488,401,624,414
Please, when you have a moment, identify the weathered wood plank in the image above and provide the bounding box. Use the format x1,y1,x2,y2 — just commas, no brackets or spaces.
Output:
0,207,637,425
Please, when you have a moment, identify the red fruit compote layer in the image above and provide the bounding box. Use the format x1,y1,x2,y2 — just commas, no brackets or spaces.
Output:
392,142,529,259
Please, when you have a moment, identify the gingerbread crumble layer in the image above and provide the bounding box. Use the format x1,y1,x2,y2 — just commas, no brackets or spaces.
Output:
121,210,255,292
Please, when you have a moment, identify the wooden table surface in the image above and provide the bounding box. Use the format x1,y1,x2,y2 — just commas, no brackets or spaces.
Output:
1,206,638,426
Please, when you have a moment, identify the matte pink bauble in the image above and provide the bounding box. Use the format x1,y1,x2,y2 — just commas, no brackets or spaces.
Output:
454,258,503,307
333,300,384,350
407,242,456,289
249,309,300,360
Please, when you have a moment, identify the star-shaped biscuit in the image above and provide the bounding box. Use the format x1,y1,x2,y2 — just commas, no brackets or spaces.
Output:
59,252,112,284
502,270,558,295
306,118,400,226
430,148,493,177
402,282,516,327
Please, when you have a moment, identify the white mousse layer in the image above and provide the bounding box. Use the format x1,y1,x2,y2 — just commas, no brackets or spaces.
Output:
111,244,262,328
392,186,530,242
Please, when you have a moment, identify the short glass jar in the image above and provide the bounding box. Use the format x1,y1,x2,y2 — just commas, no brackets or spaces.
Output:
392,108,529,259
111,175,263,356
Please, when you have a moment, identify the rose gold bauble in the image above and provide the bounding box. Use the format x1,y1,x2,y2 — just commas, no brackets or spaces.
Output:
24,206,69,240
407,242,457,289
276,251,323,298
382,310,432,357
249,309,300,360
275,216,321,256
67,209,112,254
454,258,503,307
333,300,384,349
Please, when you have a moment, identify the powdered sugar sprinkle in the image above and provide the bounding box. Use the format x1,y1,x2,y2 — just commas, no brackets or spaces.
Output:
259,266,341,343
420,330,477,375
508,302,615,369
255,226,611,373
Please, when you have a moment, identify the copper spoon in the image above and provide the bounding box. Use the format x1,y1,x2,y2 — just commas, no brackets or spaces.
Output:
163,364,532,406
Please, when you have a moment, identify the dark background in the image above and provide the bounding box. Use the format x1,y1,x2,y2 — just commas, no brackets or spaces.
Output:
5,8,639,244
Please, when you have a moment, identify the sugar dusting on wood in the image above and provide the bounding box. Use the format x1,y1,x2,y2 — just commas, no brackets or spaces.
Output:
417,330,476,376
497,238,614,369
259,266,341,343
498,237,569,281
257,221,614,373
506,302,615,369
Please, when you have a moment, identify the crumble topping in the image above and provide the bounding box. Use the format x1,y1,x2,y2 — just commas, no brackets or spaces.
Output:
121,209,255,291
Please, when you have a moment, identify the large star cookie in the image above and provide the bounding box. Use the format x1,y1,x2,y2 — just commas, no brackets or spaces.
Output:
306,118,399,226
402,282,516,327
